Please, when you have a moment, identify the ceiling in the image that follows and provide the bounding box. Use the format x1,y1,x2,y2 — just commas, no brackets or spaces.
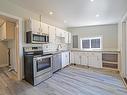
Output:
9,0,127,27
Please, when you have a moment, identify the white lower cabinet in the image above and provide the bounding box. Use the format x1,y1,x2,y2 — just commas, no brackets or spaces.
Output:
88,52,102,68
62,51,70,68
71,51,102,68
70,52,75,63
74,52,81,65
80,52,88,66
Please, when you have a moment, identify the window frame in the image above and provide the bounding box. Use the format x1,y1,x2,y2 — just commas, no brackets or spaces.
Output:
80,36,102,50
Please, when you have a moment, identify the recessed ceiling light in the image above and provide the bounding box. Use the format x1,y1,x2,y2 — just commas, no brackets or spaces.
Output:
90,0,94,2
49,11,53,15
96,14,100,17
64,20,67,23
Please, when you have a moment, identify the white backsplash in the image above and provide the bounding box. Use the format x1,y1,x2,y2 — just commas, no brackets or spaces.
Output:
43,43,70,52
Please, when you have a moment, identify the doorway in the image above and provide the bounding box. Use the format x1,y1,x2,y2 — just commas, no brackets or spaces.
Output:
0,12,22,80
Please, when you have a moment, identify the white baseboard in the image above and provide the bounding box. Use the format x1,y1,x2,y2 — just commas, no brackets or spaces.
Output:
0,64,9,68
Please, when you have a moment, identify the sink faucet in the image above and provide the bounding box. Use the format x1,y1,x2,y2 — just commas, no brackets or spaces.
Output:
57,44,62,51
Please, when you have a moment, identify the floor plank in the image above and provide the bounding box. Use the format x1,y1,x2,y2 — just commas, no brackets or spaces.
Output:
0,66,127,95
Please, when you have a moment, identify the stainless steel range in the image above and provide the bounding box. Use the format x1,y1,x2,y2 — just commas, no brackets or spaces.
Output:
23,47,53,86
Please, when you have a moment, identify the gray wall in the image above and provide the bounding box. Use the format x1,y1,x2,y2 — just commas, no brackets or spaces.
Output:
68,24,118,50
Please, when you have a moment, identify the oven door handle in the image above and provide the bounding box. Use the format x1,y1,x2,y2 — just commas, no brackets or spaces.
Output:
34,55,52,60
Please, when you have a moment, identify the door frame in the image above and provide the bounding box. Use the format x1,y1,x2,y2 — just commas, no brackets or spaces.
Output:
0,11,23,80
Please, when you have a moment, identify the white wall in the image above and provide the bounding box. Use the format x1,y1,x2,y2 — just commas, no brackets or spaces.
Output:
118,12,127,78
68,24,118,50
0,0,65,29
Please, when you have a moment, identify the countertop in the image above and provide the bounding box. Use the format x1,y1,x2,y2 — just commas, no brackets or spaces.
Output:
43,50,70,55
71,48,120,53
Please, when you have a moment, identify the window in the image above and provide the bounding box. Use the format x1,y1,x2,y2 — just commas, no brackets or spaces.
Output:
81,37,102,50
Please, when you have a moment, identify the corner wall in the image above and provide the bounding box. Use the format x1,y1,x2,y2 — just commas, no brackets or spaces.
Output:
118,12,127,78
68,24,118,50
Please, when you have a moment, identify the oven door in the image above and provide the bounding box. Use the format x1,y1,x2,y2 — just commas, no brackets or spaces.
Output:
33,55,52,77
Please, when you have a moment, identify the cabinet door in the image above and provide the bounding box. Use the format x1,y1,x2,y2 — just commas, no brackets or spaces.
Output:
61,30,65,38
6,22,15,40
32,19,40,34
88,52,102,68
0,22,6,40
49,25,56,43
95,52,102,68
65,52,70,65
68,32,72,43
65,32,69,43
62,52,70,68
80,52,88,66
71,52,75,63
62,52,66,68
74,52,80,64
88,52,96,67
53,53,62,73
56,28,62,37
42,23,49,34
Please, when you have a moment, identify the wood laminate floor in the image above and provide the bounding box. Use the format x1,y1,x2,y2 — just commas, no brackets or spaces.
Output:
0,66,127,95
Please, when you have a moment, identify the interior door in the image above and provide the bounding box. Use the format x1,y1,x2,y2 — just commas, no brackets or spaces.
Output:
126,21,127,78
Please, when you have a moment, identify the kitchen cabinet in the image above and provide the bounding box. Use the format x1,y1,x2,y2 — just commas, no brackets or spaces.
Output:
88,52,102,68
71,51,102,68
26,18,40,34
49,25,56,43
80,52,88,66
65,32,69,43
53,53,62,73
62,51,70,68
74,52,81,65
68,32,72,43
70,52,75,63
55,28,62,37
55,28,66,37
0,21,15,40
41,23,49,34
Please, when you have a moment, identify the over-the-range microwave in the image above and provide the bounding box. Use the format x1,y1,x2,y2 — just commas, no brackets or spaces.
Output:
26,31,49,44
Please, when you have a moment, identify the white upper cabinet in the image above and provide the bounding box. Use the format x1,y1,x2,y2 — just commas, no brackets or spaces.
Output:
55,28,66,37
26,18,40,34
25,18,72,43
68,32,72,43
61,30,65,38
55,27,72,44
55,28,62,37
65,31,69,43
49,25,56,43
41,23,49,34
